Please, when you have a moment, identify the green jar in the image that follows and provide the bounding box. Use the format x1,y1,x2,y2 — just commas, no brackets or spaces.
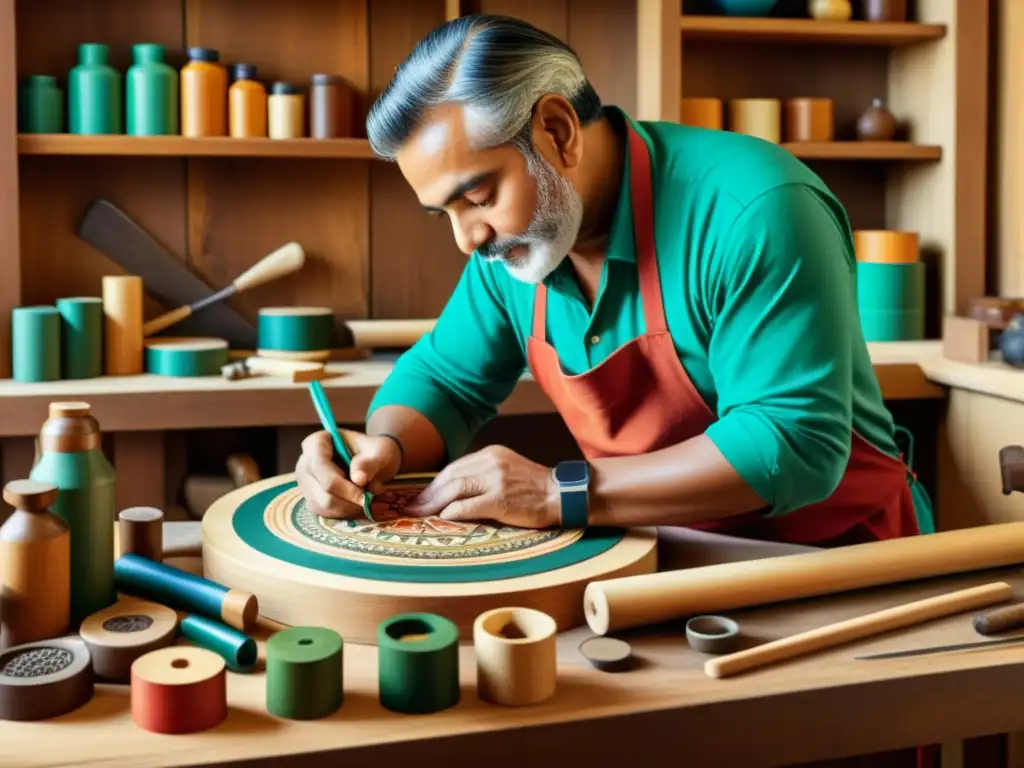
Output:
30,402,117,627
127,43,178,136
68,43,122,134
18,75,63,133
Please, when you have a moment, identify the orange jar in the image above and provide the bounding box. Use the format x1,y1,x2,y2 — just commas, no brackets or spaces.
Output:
229,63,266,138
180,47,227,137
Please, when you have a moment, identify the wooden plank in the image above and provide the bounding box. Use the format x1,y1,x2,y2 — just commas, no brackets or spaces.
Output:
112,431,166,511
680,15,947,45
567,0,639,116
18,135,376,158
783,142,942,161
184,0,371,336
0,0,18,379
994,0,1024,296
638,0,681,122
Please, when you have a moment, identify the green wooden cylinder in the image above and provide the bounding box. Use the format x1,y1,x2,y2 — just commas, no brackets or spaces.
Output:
68,43,122,135
11,306,61,382
859,307,925,342
257,307,334,352
266,626,343,719
30,402,117,626
127,43,178,136
18,75,63,133
856,261,925,312
377,613,459,715
144,338,229,377
180,614,257,672
56,297,103,379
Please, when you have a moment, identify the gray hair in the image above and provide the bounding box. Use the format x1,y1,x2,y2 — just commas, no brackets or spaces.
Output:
366,14,603,159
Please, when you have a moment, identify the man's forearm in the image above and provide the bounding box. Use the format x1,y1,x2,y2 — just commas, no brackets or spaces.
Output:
366,405,447,472
586,434,768,527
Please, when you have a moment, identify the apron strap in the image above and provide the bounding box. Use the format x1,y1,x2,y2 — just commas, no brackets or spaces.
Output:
626,123,668,335
531,283,548,340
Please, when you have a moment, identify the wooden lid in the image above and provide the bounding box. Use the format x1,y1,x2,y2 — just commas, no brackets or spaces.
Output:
119,507,164,523
49,401,91,419
3,480,58,511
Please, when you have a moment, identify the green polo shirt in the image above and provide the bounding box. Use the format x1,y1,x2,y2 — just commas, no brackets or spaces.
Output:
367,105,901,517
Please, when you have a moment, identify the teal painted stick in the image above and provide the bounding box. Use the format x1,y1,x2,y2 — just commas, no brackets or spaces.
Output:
180,614,257,672
307,381,376,521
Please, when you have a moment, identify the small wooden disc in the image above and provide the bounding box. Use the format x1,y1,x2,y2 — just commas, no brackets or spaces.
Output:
80,598,178,682
131,646,227,734
3,479,58,510
579,636,633,672
0,637,94,721
853,230,920,264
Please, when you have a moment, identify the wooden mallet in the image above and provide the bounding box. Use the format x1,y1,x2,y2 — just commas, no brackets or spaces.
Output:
143,242,305,337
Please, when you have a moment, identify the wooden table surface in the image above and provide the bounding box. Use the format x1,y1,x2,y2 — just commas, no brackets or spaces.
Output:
2,526,1022,768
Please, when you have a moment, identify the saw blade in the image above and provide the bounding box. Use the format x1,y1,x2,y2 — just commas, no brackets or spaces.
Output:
856,634,1024,660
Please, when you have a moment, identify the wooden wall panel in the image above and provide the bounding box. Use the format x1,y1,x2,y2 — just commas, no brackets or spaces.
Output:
993,0,1024,296
567,0,638,117
468,0,569,37
0,0,19,378
184,0,371,331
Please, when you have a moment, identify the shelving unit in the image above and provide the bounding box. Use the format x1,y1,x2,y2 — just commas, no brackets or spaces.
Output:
17,134,377,158
638,0,989,332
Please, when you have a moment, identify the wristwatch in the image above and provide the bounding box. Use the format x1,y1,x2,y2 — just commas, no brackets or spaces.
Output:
552,460,590,528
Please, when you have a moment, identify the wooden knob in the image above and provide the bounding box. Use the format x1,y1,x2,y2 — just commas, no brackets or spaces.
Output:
3,479,58,511
48,401,91,419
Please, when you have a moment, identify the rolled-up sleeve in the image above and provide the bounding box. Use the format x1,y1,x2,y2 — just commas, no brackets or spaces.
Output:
367,256,526,460
703,183,857,515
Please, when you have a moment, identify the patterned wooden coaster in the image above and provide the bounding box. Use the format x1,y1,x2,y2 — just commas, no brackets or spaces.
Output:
80,598,178,682
0,637,94,721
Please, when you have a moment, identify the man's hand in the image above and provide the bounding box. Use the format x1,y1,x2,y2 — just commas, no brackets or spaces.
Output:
404,445,560,528
296,430,402,519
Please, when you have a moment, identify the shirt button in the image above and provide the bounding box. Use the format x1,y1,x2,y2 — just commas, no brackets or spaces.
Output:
590,335,601,344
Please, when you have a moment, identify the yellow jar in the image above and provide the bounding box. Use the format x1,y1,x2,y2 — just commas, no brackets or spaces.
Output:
268,82,304,139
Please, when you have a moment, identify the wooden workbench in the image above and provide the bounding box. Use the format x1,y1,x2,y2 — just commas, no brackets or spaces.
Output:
1,525,1022,767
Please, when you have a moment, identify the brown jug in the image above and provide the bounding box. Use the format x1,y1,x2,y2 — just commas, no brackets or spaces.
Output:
856,98,897,141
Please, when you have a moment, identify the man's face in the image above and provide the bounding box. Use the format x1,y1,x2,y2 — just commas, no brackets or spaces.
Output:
396,103,583,284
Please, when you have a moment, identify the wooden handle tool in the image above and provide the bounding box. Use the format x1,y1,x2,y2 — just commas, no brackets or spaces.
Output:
974,601,1024,635
704,581,1014,679
143,242,305,337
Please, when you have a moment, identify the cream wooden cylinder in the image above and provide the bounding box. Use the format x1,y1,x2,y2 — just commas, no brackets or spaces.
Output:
784,98,834,142
680,98,723,130
474,607,557,706
102,276,143,375
729,99,781,143
853,230,920,263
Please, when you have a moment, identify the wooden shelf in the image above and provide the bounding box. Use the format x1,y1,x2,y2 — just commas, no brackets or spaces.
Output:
783,142,942,161
17,134,377,159
680,15,947,46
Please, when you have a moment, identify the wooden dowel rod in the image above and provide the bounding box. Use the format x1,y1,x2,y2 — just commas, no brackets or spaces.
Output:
704,582,1014,679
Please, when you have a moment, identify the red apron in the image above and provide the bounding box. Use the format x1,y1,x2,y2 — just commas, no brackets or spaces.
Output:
526,122,919,547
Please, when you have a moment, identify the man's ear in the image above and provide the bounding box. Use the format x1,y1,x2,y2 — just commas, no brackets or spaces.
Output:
532,94,583,169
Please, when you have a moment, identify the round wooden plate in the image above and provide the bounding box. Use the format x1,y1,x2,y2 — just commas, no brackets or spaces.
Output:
202,473,658,644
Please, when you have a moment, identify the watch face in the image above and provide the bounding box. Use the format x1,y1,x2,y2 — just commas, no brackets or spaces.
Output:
555,461,588,485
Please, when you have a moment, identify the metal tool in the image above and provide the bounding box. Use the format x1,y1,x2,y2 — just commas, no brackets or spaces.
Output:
855,634,1024,660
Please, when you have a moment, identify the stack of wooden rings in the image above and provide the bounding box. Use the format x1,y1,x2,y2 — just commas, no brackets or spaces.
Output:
377,612,460,715
79,598,178,682
474,607,557,706
131,646,227,734
853,230,924,341
783,98,834,142
144,337,230,377
265,626,343,719
0,637,94,721
257,306,335,361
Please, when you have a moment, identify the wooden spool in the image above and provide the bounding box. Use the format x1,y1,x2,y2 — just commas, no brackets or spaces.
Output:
784,98,834,142
679,98,723,130
202,473,657,644
265,626,343,719
118,506,164,561
378,612,459,714
0,637,94,721
130,646,227,734
853,230,919,264
257,307,334,361
474,607,557,706
144,337,229,377
728,99,781,144
79,598,177,682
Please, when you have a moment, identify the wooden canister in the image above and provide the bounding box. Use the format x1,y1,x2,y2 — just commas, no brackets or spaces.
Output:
729,99,781,144
853,230,919,264
784,98,834,142
680,98,723,130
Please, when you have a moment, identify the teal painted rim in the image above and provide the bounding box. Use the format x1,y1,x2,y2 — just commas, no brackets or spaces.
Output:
378,612,458,651
258,310,334,352
233,480,625,584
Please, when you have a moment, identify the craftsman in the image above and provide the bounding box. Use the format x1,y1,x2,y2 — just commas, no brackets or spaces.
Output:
296,14,932,546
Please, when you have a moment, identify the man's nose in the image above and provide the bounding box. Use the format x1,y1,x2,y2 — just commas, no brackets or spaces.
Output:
452,214,492,256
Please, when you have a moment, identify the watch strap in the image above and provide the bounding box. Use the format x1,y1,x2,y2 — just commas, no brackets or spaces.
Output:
560,488,589,529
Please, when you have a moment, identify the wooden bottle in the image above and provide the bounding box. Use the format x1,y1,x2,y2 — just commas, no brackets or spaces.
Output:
29,402,117,626
0,480,70,648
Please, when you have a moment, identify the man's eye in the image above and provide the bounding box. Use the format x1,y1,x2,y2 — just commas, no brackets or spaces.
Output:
466,188,493,206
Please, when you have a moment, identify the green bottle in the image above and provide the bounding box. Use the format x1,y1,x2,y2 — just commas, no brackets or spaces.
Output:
18,75,63,133
126,43,178,136
30,402,117,626
68,43,122,134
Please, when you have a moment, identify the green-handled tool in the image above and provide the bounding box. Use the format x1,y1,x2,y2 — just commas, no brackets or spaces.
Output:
307,380,376,522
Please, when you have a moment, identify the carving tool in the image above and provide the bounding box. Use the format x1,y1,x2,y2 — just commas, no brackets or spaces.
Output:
974,601,1024,635
307,380,376,521
855,634,1024,660
77,199,258,347
703,581,1014,678
144,242,305,337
